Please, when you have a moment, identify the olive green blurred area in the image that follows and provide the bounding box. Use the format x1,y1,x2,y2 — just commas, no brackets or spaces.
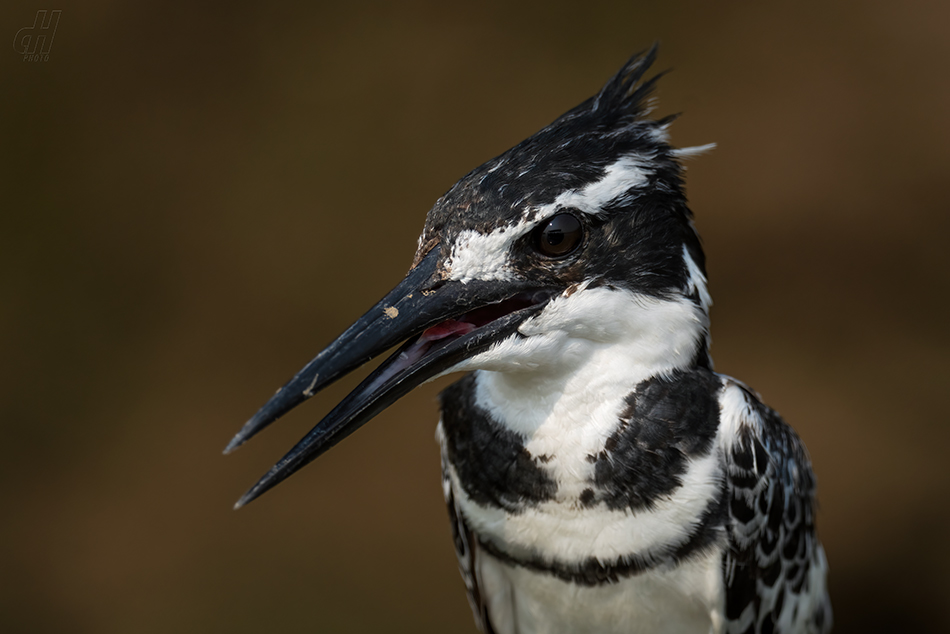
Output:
2,1,948,632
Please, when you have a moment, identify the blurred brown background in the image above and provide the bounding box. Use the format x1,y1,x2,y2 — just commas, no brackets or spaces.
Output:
2,1,948,632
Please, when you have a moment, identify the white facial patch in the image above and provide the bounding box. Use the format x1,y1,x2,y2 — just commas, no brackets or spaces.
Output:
445,220,534,283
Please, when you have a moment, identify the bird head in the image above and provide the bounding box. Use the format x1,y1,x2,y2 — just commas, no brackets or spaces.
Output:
227,45,713,507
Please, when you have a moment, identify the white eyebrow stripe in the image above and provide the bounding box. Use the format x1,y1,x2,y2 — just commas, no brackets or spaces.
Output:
533,154,652,220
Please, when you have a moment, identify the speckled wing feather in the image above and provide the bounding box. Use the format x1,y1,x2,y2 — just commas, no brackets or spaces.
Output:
720,379,832,634
439,422,497,634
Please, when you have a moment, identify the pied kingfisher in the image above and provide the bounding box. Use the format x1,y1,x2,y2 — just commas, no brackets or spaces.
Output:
226,46,832,634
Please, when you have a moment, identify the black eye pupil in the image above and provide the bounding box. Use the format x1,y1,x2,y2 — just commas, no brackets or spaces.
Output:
537,212,582,257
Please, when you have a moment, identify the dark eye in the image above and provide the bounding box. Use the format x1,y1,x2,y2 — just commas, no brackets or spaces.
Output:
535,212,583,258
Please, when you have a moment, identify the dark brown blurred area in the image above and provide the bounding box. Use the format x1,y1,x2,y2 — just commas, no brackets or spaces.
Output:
2,2,948,632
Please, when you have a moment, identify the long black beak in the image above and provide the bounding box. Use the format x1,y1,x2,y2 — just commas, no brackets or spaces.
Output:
227,248,553,508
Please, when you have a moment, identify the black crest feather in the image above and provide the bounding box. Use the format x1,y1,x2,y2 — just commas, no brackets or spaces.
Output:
591,43,661,116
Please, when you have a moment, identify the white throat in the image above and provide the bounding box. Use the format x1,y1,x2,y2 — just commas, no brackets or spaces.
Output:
458,285,706,413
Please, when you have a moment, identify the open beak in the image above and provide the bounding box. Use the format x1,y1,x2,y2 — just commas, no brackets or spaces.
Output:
227,248,554,508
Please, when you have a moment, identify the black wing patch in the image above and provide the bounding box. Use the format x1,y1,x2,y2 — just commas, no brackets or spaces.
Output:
440,374,557,514
722,380,832,634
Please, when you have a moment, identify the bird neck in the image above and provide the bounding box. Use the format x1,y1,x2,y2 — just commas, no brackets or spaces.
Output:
466,285,709,431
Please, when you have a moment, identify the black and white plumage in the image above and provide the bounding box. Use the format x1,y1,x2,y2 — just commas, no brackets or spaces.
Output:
227,46,831,634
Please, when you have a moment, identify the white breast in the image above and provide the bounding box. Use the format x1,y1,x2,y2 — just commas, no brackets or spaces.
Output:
475,546,725,634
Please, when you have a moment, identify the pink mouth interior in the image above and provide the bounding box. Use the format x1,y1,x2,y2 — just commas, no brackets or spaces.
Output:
420,294,539,344
419,319,476,342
